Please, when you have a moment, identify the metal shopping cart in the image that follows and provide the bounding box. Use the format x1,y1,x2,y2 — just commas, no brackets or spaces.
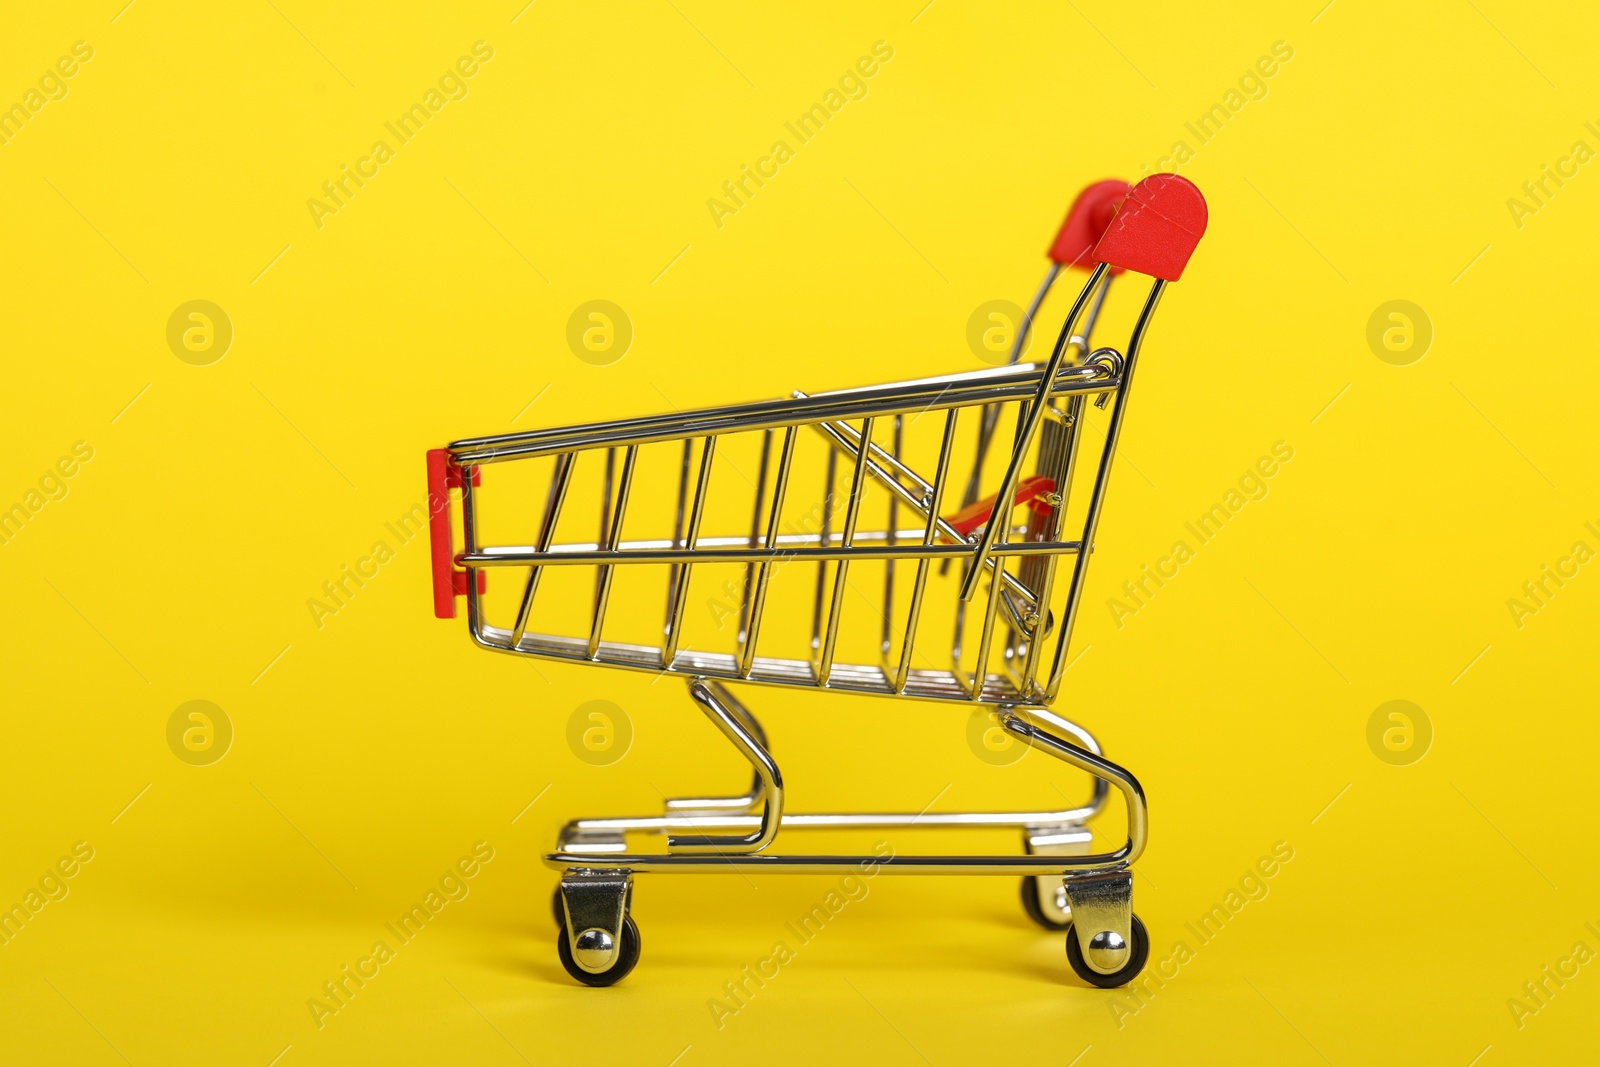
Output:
426,174,1208,988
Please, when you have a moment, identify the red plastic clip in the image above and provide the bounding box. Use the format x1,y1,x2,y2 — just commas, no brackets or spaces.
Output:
942,474,1056,541
1091,173,1208,281
1048,179,1133,272
427,448,485,620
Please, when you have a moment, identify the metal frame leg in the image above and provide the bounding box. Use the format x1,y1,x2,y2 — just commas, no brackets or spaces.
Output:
661,682,769,818
553,691,1121,852
666,679,784,854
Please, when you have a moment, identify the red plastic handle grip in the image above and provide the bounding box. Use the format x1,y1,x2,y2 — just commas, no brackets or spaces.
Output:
942,474,1056,541
1048,179,1132,271
427,448,484,619
1092,174,1208,281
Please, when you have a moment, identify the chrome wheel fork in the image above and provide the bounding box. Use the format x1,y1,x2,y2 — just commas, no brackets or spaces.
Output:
557,869,632,975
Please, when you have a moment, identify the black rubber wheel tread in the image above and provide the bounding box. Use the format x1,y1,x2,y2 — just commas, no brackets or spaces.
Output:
1019,876,1073,931
1064,914,1150,988
556,914,642,987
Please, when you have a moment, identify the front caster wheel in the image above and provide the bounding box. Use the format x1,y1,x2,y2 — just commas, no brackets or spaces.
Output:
1020,876,1073,931
557,914,642,987
1065,914,1149,988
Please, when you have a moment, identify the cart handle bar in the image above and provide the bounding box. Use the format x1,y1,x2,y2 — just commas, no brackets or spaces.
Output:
427,449,486,619
1049,179,1131,272
1092,172,1208,282
957,174,1207,600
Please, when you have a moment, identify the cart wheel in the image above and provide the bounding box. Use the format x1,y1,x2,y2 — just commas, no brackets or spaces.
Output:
557,914,642,987
1020,876,1073,931
1065,914,1149,988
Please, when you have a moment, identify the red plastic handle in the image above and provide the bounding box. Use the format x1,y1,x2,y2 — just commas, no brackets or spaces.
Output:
942,474,1056,541
427,448,484,619
1092,174,1208,281
1048,179,1132,271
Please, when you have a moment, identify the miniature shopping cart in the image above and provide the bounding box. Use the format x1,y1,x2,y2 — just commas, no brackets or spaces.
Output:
426,175,1207,988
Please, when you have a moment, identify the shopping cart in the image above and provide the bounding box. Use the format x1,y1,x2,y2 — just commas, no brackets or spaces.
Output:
426,174,1208,988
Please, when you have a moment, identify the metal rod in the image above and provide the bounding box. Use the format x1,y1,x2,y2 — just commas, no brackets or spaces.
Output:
960,262,1109,601
805,416,1041,607
663,680,769,814
666,679,784,853
968,507,1009,700
739,427,798,676
817,417,874,684
1013,262,1063,364
1017,395,1083,691
810,447,838,669
589,448,616,618
1017,388,1081,687
449,361,1118,463
895,409,958,692
545,852,1128,876
953,264,1094,538
662,439,693,645
662,436,716,667
461,460,491,648
951,397,1029,681
1004,709,1146,865
1046,279,1165,699
587,446,638,658
1077,269,1114,351
737,430,774,648
549,705,1136,874
463,541,1085,567
510,451,575,644
880,414,902,662
610,704,1106,832
471,526,961,555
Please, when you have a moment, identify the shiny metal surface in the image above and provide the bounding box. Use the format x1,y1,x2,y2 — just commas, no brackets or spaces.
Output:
435,258,1184,986
666,680,784,853
449,360,1117,463
1062,870,1134,975
1027,823,1092,926
817,417,873,685
544,852,1132,877
448,273,1161,705
1002,709,1145,864
558,869,632,973
586,445,637,658
954,263,1107,541
550,686,1110,851
960,262,1109,602
546,692,1145,884
1043,282,1165,701
662,436,715,666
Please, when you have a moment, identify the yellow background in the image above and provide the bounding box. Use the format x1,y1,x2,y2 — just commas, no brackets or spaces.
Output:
3,1,1597,1063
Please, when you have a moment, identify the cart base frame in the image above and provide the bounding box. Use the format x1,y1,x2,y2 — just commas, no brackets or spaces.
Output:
548,678,1148,987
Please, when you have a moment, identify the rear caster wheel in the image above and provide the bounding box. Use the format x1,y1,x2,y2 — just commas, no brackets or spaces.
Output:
1020,876,1073,931
1065,914,1149,988
557,914,642,987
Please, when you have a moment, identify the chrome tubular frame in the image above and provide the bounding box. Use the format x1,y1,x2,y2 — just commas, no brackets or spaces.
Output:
442,262,1177,980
